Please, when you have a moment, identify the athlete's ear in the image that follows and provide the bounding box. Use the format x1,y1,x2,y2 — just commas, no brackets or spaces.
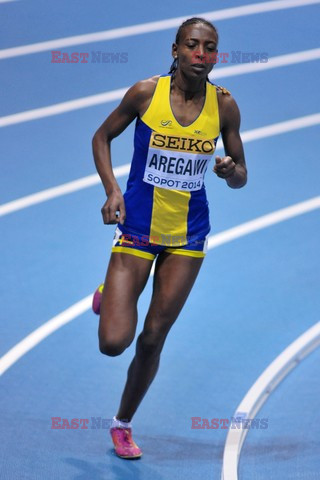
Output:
172,43,178,59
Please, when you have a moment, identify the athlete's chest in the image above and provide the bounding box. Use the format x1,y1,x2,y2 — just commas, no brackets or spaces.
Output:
169,93,206,127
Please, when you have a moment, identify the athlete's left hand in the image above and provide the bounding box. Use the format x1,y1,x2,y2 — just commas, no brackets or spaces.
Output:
213,156,236,179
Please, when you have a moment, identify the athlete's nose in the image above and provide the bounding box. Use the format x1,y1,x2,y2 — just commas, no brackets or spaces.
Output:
194,45,205,62
199,47,205,59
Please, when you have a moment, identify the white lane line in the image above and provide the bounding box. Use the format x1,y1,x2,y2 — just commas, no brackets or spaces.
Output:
0,195,319,376
1,48,319,128
1,0,319,60
240,113,320,143
209,196,320,249
213,48,320,79
1,113,319,217
0,296,93,376
0,87,128,127
221,321,320,480
0,164,131,217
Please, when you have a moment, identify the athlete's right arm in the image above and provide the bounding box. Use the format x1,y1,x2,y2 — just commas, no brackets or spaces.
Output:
92,77,157,225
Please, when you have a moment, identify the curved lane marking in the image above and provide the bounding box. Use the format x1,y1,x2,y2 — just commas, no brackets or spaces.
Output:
221,321,320,479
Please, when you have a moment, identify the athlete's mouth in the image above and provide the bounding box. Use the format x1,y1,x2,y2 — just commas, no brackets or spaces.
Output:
191,63,207,71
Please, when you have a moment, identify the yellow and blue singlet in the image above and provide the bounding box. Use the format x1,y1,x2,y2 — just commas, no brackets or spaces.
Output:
113,74,220,259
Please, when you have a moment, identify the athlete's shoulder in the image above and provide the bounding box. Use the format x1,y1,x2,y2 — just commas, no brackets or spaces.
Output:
129,75,161,102
215,84,232,96
213,83,239,113
212,84,241,129
207,80,234,107
121,75,161,116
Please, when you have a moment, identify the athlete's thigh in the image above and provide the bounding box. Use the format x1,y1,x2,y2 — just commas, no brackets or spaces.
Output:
145,252,204,331
99,252,153,344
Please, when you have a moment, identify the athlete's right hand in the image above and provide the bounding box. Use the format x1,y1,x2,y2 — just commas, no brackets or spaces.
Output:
101,191,126,225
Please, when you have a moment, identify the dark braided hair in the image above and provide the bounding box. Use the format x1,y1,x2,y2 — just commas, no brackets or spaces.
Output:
169,17,219,75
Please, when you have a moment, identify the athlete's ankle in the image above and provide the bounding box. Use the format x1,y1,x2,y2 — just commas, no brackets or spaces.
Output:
111,415,132,429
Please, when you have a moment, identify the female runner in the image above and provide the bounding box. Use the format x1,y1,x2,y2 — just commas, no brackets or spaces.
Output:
92,17,247,459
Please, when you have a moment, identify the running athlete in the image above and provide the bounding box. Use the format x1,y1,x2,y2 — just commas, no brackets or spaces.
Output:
92,17,247,459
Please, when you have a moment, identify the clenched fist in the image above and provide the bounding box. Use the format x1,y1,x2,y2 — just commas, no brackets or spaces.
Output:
213,156,236,179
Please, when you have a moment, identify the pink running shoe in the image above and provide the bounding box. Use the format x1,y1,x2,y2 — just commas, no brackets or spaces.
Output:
92,283,104,315
110,427,142,459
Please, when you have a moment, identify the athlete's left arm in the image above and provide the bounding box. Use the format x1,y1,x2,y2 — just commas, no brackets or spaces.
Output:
214,94,247,189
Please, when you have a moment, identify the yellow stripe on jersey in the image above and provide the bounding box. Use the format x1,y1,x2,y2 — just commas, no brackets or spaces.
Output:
142,76,220,139
150,187,190,246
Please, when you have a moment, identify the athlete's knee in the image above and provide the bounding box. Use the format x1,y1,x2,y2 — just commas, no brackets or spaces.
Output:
150,302,179,325
137,327,167,357
99,338,128,357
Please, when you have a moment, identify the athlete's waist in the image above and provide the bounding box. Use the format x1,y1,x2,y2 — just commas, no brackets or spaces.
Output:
117,224,210,247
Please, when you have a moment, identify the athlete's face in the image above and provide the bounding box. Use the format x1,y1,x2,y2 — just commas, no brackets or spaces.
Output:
172,24,218,78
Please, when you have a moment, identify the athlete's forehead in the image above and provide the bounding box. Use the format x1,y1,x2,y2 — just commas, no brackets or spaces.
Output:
179,23,218,45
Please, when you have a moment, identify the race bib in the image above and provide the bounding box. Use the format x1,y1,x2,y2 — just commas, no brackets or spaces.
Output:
143,132,215,192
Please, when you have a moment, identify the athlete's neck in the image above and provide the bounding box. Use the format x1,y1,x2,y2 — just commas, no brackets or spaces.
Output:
171,71,206,99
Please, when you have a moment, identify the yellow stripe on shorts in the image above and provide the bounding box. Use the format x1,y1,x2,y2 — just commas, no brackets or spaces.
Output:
164,248,205,258
112,246,155,261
